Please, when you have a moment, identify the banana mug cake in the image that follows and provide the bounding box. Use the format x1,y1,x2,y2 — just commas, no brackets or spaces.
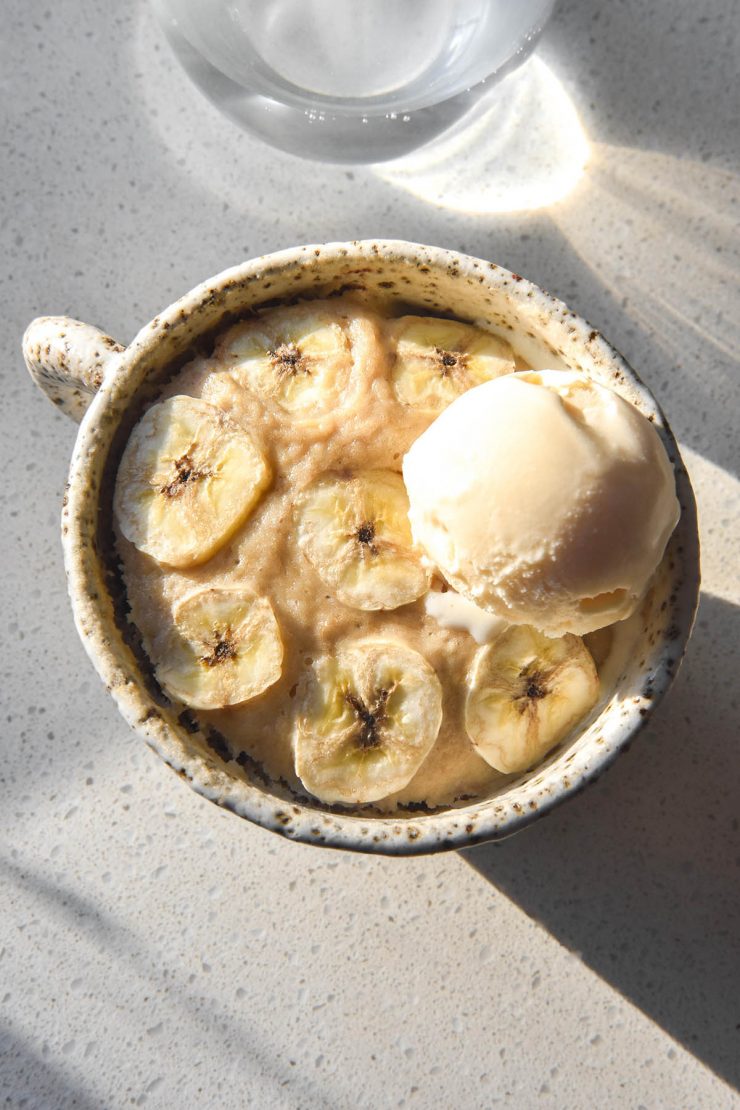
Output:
113,296,679,811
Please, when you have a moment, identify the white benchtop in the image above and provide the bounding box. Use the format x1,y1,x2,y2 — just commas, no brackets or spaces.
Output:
2,0,738,1105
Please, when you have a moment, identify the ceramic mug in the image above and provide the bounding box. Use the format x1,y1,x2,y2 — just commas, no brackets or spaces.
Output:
23,241,699,854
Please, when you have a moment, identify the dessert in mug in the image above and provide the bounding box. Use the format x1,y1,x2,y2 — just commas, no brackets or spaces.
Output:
113,296,679,811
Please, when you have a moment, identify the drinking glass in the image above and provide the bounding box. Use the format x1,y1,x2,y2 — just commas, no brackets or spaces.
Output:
153,0,557,163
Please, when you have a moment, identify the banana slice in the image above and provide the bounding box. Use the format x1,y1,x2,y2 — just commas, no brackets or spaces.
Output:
153,586,283,709
465,625,600,774
295,469,430,610
114,395,270,568
390,315,515,413
218,303,355,421
293,640,443,804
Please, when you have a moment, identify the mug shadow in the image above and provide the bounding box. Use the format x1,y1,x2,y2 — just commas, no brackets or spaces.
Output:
462,591,740,1089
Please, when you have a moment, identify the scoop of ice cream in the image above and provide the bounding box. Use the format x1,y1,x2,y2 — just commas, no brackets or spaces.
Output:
403,370,680,635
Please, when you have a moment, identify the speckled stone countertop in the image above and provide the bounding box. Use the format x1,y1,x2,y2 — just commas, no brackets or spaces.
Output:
2,1,739,1106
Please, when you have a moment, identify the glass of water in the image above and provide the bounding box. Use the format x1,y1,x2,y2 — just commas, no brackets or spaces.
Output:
153,0,557,163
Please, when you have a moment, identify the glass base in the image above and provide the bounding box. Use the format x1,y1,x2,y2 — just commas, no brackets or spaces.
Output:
158,16,548,164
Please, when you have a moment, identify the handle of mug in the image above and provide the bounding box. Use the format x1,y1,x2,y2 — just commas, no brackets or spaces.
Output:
22,316,125,423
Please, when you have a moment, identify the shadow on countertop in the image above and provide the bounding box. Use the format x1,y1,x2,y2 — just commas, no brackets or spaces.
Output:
543,0,740,164
463,591,740,1090
0,1023,101,1110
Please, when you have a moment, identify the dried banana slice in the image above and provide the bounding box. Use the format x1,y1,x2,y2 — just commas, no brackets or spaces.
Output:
293,640,443,804
114,395,270,568
153,586,283,709
390,315,514,413
219,302,355,422
295,469,430,610
465,625,600,774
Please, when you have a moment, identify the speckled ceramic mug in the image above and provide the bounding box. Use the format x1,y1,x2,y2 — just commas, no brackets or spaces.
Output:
23,241,699,854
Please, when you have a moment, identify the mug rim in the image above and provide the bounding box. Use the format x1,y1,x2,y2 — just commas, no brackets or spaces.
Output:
60,239,700,855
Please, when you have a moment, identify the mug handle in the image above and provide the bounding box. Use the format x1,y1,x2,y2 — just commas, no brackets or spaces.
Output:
22,316,125,423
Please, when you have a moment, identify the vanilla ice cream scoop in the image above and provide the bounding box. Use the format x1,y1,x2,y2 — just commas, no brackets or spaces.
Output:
403,370,680,636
